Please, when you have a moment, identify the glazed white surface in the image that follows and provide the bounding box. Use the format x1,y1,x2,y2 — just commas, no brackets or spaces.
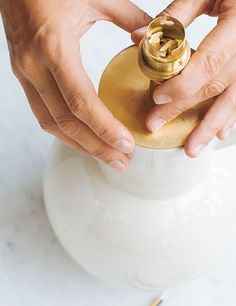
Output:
1,1,236,305
44,141,236,292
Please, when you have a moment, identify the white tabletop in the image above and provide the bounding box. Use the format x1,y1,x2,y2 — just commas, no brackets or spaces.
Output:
1,1,236,305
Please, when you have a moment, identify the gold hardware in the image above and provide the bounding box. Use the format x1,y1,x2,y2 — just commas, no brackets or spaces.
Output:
148,31,163,50
138,16,191,83
98,17,212,149
159,39,178,57
148,32,180,58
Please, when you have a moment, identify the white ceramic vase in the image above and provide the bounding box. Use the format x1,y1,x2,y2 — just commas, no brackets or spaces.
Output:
44,132,236,291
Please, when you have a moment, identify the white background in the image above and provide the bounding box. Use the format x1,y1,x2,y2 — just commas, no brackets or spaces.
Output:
1,1,235,305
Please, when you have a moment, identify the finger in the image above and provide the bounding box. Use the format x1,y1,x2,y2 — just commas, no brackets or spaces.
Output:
30,68,129,172
18,77,88,152
185,82,236,157
46,48,135,155
159,0,210,27
131,0,209,44
102,0,152,33
153,17,236,107
192,55,236,102
155,54,236,105
146,56,236,132
217,114,236,140
131,26,148,45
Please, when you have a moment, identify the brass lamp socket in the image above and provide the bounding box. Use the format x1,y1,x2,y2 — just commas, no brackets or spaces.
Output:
138,16,191,83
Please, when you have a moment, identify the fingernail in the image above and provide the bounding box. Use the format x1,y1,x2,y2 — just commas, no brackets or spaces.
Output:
133,26,147,36
114,139,133,154
191,144,205,157
109,160,126,173
149,118,166,133
153,94,172,105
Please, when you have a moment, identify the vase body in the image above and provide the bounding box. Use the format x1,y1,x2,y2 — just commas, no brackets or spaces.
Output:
44,16,236,291
44,141,236,291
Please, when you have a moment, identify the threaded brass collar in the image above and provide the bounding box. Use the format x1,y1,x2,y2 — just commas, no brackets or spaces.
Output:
138,16,191,83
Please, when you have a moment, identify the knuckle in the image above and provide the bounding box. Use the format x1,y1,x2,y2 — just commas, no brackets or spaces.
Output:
39,120,57,134
202,79,226,98
163,2,178,15
161,1,185,18
155,104,185,122
170,74,194,98
165,104,185,119
56,114,80,138
161,8,171,16
37,31,59,60
10,61,21,78
203,50,225,77
91,147,109,161
176,81,193,98
96,124,112,140
141,11,152,24
16,52,35,78
36,30,67,72
67,93,92,119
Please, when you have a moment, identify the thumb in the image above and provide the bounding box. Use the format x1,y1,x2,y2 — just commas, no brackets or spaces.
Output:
160,0,210,27
131,0,210,45
103,0,152,33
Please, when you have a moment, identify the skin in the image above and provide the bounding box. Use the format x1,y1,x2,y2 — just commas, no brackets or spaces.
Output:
1,0,235,171
0,0,152,172
132,0,236,158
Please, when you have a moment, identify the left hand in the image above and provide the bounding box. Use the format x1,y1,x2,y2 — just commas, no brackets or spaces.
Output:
0,0,151,172
132,0,236,157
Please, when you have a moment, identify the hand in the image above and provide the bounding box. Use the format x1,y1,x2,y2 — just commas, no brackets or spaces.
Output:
0,0,151,172
132,0,236,157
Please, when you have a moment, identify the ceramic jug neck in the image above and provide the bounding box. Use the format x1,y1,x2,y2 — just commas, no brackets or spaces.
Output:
98,145,214,199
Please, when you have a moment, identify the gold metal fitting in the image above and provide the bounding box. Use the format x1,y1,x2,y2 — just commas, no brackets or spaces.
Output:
98,16,211,149
138,16,191,83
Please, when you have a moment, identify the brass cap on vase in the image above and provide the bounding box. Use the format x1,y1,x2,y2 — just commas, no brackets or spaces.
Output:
138,16,191,83
98,17,212,149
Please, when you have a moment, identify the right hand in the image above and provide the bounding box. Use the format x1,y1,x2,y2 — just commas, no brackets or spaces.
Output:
0,0,151,172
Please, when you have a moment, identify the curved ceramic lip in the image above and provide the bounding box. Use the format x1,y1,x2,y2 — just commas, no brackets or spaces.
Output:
134,143,184,153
